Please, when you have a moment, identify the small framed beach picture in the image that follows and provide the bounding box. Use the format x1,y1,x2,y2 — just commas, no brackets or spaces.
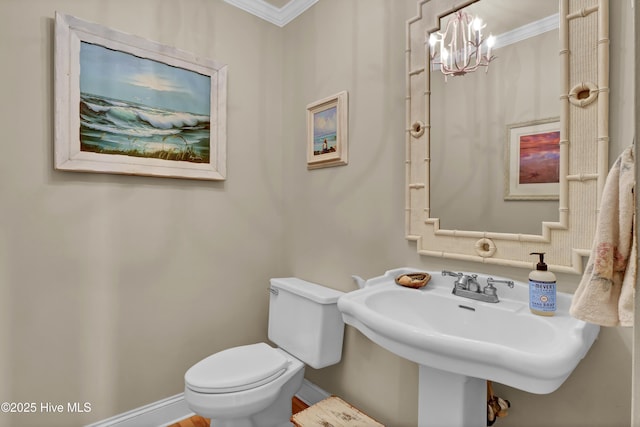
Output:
504,118,560,200
54,12,227,180
306,91,348,169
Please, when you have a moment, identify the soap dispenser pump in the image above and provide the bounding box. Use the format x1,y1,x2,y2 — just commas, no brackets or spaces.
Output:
529,252,556,316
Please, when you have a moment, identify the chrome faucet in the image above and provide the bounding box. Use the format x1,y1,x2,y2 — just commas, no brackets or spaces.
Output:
442,271,514,303
442,270,480,292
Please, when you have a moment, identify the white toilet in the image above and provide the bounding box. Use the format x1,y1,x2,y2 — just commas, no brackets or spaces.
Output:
184,277,345,427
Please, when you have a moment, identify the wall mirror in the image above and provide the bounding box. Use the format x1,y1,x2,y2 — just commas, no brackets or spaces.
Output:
430,0,559,235
406,0,609,273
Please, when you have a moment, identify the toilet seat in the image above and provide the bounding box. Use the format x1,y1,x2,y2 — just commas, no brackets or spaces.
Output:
185,343,290,394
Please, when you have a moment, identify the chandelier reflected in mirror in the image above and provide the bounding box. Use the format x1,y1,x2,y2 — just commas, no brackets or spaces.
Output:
428,10,496,81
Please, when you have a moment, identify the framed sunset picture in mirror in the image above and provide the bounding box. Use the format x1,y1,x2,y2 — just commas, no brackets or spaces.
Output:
54,12,227,180
505,118,560,200
306,91,348,169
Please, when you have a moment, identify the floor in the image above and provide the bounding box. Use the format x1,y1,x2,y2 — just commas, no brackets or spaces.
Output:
168,397,310,427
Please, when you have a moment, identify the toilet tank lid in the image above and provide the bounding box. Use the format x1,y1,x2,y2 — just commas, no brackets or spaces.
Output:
270,277,343,304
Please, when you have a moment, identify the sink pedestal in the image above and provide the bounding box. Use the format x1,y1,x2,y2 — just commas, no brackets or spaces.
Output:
418,366,486,427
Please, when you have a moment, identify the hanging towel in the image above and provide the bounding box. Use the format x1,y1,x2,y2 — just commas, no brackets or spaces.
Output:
570,144,636,327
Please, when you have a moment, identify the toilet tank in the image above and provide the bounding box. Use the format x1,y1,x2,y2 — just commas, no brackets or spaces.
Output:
268,278,345,369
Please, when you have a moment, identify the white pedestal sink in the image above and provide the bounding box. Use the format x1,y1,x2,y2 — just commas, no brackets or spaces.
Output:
338,268,599,427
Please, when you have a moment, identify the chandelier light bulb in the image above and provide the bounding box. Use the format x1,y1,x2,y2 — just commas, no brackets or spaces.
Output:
472,17,483,32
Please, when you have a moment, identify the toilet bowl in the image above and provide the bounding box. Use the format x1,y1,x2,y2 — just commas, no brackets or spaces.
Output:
185,344,304,427
184,278,345,427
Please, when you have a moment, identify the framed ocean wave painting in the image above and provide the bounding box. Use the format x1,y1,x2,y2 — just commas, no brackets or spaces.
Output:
54,12,227,180
306,91,348,169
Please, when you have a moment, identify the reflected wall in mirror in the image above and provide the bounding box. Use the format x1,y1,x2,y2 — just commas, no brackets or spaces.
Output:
430,0,559,234
406,0,609,273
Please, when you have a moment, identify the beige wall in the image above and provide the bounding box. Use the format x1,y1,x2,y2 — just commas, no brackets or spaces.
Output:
283,0,633,426
0,1,285,426
0,0,634,426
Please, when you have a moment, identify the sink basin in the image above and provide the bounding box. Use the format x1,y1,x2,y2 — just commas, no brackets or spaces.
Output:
338,268,599,395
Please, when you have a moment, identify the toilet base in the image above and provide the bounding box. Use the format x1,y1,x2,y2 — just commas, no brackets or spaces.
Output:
186,356,305,427
210,368,304,427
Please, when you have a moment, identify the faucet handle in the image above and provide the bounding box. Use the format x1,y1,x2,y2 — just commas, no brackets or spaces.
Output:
442,270,463,278
486,277,515,288
483,277,514,297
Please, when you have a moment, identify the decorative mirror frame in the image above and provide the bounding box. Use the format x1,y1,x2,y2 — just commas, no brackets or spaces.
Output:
405,0,609,274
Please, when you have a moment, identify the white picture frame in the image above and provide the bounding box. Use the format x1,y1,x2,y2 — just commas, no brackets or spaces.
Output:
306,91,348,169
505,118,560,200
54,12,228,180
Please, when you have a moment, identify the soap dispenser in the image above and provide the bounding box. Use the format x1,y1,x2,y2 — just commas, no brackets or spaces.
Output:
529,252,556,316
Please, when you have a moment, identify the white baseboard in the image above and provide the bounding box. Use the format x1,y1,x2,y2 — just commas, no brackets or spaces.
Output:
85,393,194,427
85,379,329,427
295,379,330,406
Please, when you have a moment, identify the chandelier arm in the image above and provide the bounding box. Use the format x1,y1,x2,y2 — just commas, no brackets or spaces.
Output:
428,9,495,79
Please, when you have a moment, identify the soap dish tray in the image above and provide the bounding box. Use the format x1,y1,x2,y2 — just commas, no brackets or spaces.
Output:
395,272,431,289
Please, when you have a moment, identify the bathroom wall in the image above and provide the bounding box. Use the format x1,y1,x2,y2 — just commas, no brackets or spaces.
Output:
282,0,634,426
0,1,285,426
0,1,634,426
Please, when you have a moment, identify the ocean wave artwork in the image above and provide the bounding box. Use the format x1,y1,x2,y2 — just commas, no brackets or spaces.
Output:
79,42,211,163
80,93,210,163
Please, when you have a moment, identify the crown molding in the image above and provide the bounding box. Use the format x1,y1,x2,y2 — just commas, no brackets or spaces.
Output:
223,0,319,27
494,13,559,50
